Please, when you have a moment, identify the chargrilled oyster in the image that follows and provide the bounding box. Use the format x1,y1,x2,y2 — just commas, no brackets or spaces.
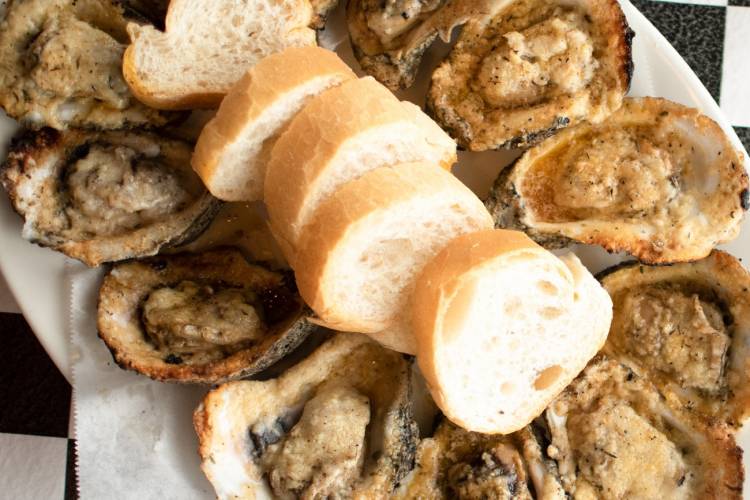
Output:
0,0,175,129
98,249,317,383
543,357,743,499
347,0,499,90
0,127,219,266
428,0,632,150
599,251,750,427
486,98,748,263
194,333,419,498
396,419,566,499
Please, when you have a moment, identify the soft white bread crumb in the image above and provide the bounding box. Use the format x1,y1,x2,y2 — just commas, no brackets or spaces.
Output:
294,162,493,354
123,0,316,109
265,76,457,264
413,229,613,434
192,47,355,201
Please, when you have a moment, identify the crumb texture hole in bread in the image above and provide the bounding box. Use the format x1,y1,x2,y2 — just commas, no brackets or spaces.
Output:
210,75,347,201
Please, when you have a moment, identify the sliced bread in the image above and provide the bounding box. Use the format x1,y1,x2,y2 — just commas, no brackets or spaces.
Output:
265,76,457,263
294,162,493,354
412,229,613,434
191,47,356,201
123,0,317,109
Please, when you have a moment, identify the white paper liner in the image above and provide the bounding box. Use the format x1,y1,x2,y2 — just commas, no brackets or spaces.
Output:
68,261,213,499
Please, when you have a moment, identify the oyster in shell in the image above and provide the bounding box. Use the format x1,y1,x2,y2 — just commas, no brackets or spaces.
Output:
98,249,317,383
486,98,748,263
599,251,750,427
543,356,743,499
0,0,175,129
0,127,220,266
347,0,498,90
396,419,565,499
428,0,633,150
194,333,419,498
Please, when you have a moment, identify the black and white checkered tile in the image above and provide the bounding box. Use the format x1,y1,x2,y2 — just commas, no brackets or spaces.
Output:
0,1,748,498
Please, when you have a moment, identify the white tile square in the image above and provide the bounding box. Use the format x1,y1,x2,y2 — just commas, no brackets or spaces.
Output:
0,433,68,500
721,6,750,128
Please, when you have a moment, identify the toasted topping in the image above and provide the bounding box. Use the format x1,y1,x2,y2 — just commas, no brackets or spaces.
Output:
263,386,371,498
142,281,264,354
568,402,690,499
615,287,729,392
446,443,529,500
477,14,597,109
365,0,443,45
65,145,191,237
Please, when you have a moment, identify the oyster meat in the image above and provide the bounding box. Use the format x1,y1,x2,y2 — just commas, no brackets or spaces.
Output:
0,127,220,266
194,333,419,498
428,0,632,150
97,249,317,383
543,356,743,499
599,251,750,426
486,98,748,263
0,0,175,129
396,419,566,499
347,0,499,90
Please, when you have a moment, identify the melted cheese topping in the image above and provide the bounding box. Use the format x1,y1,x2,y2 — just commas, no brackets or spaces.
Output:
365,0,443,45
65,145,191,237
262,386,371,498
477,14,597,109
142,281,265,354
614,287,729,392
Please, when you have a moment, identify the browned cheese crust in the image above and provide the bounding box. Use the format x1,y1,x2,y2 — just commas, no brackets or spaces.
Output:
546,356,743,499
485,98,749,263
599,251,750,428
0,0,178,129
428,0,633,150
0,127,220,266
97,249,318,383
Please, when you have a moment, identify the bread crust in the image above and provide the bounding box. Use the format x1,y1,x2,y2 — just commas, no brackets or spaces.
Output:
191,47,356,201
265,77,457,263
294,162,492,349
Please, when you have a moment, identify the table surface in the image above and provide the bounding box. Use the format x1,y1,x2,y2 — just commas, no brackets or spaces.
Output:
1,1,749,498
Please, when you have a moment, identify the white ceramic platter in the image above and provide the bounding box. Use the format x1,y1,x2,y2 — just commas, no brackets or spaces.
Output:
0,0,748,493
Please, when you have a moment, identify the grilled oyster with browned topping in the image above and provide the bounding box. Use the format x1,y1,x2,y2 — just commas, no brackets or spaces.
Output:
486,98,748,263
599,251,750,427
428,0,633,150
347,0,498,90
98,249,318,383
194,333,419,498
0,128,219,266
541,357,743,499
395,419,566,499
0,0,175,129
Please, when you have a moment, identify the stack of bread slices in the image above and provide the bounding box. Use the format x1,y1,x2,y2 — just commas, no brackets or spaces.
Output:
191,46,613,434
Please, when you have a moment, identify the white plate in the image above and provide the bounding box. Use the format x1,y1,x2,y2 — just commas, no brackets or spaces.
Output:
0,0,748,491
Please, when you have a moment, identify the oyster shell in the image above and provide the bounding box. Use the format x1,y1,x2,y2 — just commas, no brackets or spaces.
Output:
347,0,498,90
428,0,633,150
194,333,419,498
0,127,220,266
0,0,176,129
599,251,750,427
395,419,565,499
486,98,748,263
97,249,317,383
543,356,743,499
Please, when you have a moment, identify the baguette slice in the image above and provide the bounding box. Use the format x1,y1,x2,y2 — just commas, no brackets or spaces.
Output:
413,229,613,434
123,0,316,109
192,47,356,201
295,162,493,354
265,76,457,263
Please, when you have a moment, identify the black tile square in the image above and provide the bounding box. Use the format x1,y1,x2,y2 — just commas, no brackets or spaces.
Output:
65,439,78,500
0,313,71,437
735,127,750,155
729,1,750,7
631,0,726,104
